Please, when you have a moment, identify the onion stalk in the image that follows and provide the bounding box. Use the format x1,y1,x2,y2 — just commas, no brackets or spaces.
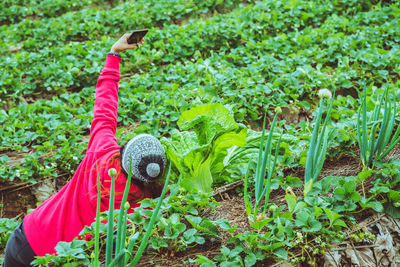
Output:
244,113,282,221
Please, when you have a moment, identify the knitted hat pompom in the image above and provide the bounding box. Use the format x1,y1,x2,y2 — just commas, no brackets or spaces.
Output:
121,134,166,182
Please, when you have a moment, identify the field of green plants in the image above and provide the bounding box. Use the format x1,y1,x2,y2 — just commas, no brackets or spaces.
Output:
1,0,400,266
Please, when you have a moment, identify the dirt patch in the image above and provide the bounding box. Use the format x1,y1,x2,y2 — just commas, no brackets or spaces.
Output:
0,174,70,219
320,154,362,178
0,182,36,219
278,106,312,125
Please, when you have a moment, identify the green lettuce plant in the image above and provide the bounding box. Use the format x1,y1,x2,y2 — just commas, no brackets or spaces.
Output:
244,113,282,221
161,103,246,193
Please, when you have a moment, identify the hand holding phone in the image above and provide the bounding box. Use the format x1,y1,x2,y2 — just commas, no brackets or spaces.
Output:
111,31,148,53
127,29,148,44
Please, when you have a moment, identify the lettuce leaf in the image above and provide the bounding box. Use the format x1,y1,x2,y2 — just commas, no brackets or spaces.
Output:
161,103,246,193
177,103,238,145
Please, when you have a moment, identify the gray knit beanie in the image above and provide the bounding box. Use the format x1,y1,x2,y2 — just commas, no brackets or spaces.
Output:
121,134,166,182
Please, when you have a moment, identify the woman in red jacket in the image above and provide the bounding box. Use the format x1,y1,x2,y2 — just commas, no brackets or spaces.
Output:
3,33,166,267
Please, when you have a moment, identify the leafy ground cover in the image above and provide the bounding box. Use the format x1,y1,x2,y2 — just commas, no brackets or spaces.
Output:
2,0,399,185
0,0,112,25
1,0,400,266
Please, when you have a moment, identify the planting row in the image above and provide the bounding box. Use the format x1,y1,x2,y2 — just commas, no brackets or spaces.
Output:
0,0,387,103
0,0,111,25
1,2,399,183
0,0,251,53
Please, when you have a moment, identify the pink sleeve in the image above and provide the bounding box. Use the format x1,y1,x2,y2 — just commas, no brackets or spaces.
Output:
87,54,122,152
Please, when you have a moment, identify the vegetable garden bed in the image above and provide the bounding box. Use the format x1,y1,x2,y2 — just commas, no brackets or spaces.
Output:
1,0,400,266
1,146,399,266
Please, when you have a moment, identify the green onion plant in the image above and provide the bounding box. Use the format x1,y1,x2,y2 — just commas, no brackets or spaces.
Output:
92,165,101,267
128,163,171,267
105,168,116,266
244,113,282,222
303,89,335,196
91,160,171,267
357,86,400,170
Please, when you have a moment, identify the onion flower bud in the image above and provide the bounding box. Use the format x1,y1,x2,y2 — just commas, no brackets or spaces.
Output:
108,168,117,177
318,89,332,99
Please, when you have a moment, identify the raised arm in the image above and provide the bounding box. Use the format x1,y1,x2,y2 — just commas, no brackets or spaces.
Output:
87,34,142,153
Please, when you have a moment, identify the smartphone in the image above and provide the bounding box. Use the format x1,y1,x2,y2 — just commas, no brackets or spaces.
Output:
127,29,148,44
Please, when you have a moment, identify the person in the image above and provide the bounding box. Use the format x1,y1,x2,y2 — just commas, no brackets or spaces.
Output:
3,33,166,267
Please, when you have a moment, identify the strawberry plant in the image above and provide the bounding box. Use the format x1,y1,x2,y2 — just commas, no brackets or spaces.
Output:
0,0,109,25
0,218,20,252
369,159,400,218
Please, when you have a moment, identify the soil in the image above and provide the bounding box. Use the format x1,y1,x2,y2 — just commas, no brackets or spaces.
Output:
0,174,71,219
0,146,399,266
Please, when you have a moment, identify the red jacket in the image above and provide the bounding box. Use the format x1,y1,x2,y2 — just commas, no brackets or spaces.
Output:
24,54,148,256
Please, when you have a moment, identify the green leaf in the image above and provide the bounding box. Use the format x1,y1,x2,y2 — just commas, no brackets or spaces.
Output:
181,158,213,193
344,180,356,193
251,217,274,232
384,201,400,219
185,215,202,225
149,236,169,250
178,103,238,144
388,190,400,202
0,155,9,164
185,215,220,238
162,104,246,194
295,211,309,227
285,194,297,213
244,253,257,267
360,198,384,212
164,223,186,239
286,176,302,188
183,228,197,239
194,255,216,267
313,206,323,218
294,201,308,214
195,235,205,245
161,129,202,175
228,246,243,258
187,207,199,215
323,208,342,227
215,219,231,230
220,246,231,257
303,180,313,197
272,248,287,260
350,192,361,202
357,169,374,183
333,219,348,228
333,187,346,200
210,129,247,174
306,217,322,232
